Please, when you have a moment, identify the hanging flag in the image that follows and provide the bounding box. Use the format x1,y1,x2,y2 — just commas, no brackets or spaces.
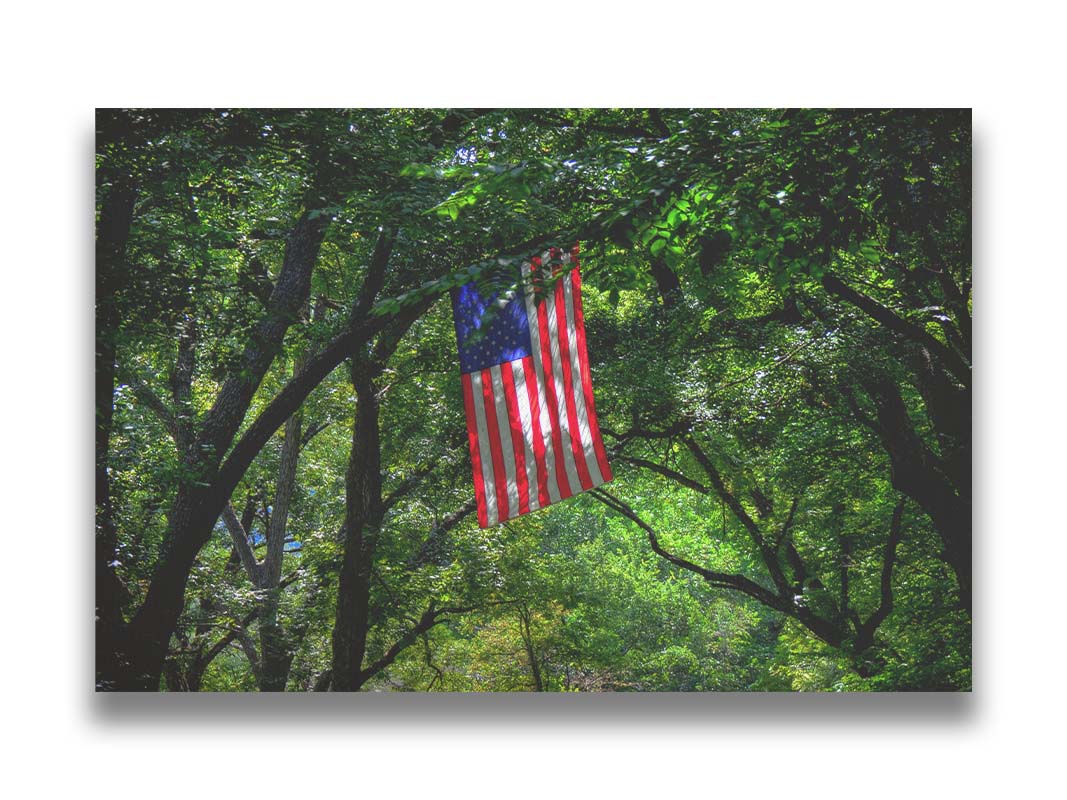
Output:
452,245,613,528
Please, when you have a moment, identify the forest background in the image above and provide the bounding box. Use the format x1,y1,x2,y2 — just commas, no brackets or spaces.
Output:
95,108,971,692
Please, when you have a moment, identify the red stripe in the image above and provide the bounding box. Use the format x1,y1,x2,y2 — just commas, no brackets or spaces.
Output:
521,356,551,508
461,373,489,528
480,368,511,521
569,262,613,482
554,269,593,491
500,363,530,515
535,264,573,500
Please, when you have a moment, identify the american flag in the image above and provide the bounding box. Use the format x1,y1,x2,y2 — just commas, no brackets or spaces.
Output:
452,246,613,528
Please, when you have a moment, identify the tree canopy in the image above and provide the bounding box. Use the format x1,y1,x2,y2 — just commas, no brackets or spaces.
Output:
96,108,970,692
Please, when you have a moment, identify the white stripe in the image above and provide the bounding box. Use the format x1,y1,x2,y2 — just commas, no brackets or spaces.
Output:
543,276,584,493
469,371,498,526
511,359,540,512
489,365,519,520
520,258,561,504
562,272,605,487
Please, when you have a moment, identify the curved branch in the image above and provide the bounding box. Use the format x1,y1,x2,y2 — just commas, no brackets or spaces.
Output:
234,626,262,682
859,497,907,639
214,319,383,506
410,499,478,567
125,377,182,443
591,489,786,611
359,604,477,684
617,456,709,494
822,274,971,387
682,439,763,543
220,504,263,587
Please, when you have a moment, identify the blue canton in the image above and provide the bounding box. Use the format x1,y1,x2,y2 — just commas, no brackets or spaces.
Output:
451,281,532,375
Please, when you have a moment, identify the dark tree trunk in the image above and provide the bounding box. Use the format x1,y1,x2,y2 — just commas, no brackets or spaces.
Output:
180,655,207,693
867,378,971,615
329,296,432,691
256,600,293,692
331,363,384,692
257,408,303,692
518,606,544,692
821,273,972,617
95,178,137,689
97,214,328,691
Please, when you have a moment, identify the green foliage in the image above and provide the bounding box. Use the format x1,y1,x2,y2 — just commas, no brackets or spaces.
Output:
99,108,970,692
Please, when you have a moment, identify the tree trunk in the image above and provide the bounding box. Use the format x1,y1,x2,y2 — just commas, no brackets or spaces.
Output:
518,606,544,692
95,178,137,689
821,273,971,616
329,301,430,691
868,378,971,615
331,363,384,691
97,214,327,691
257,409,302,692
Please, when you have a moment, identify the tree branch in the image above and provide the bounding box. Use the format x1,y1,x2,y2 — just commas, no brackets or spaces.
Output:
234,626,262,681
215,242,438,511
861,497,907,637
126,378,182,442
410,500,478,567
169,314,198,452
264,412,301,587
683,437,792,596
220,504,263,587
617,455,709,494
682,439,763,543
421,632,445,691
775,496,801,549
382,464,435,513
822,274,971,387
194,607,259,680
600,420,692,446
196,211,330,461
300,419,331,447
359,604,477,683
590,489,786,611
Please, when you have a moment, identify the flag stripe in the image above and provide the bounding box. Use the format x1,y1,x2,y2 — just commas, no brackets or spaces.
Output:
520,355,551,508
541,254,582,497
499,362,531,515
554,266,595,491
569,263,613,482
521,257,562,505
468,370,499,526
534,258,573,501
560,248,604,490
479,368,509,522
461,372,489,528
489,365,521,520
561,267,605,487
510,359,540,512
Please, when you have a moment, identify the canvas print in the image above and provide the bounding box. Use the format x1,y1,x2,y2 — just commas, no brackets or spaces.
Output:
95,109,971,691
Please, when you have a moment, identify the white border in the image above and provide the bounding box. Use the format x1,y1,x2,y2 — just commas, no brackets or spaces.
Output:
4,2,1065,796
